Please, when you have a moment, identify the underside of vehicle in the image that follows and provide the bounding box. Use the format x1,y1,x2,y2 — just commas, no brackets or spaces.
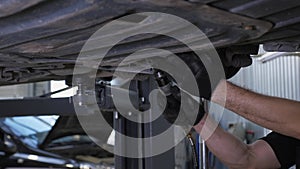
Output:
1,0,300,85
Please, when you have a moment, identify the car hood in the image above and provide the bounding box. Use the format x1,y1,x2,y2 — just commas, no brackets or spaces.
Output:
40,115,86,148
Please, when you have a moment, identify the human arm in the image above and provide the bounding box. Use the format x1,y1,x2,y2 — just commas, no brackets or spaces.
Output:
212,80,300,139
193,114,281,169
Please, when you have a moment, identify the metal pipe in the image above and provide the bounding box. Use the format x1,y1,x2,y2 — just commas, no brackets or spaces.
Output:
198,136,209,169
198,99,209,169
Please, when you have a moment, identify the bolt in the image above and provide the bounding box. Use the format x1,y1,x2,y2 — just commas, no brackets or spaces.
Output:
141,97,145,103
114,111,119,119
244,25,256,30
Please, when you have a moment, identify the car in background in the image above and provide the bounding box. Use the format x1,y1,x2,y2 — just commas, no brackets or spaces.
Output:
0,115,114,169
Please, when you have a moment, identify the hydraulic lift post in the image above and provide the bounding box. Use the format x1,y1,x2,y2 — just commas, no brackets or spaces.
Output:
113,77,175,169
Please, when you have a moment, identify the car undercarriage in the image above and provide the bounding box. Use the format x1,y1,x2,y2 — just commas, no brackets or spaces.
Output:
1,0,300,85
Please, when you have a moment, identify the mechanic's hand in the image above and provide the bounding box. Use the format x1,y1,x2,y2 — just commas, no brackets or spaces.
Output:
159,85,206,126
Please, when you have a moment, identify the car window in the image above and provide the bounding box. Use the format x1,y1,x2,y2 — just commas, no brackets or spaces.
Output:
0,116,58,147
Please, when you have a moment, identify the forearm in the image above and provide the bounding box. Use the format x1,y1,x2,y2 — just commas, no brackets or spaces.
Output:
213,81,300,139
194,115,256,169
